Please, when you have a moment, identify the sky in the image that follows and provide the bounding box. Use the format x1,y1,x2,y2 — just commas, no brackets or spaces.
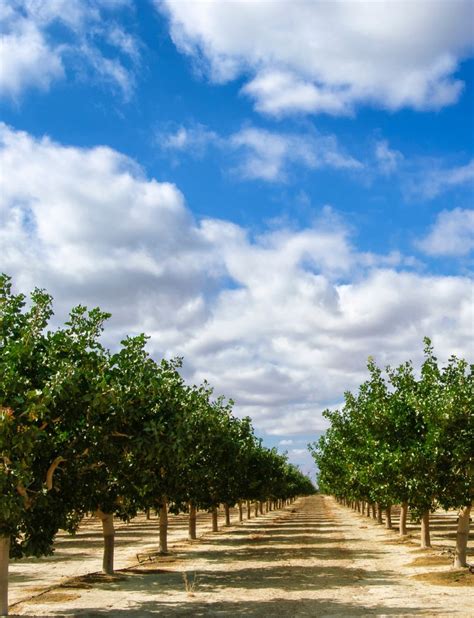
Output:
1,0,473,477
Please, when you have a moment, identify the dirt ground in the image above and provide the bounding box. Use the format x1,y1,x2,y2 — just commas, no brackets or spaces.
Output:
9,495,473,616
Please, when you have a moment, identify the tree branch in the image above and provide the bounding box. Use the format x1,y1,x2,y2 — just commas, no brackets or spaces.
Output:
45,456,66,491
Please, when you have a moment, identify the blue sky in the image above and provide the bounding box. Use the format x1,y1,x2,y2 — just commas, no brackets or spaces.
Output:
1,0,473,476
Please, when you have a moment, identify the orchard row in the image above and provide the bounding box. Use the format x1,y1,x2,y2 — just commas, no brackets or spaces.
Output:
310,339,472,569
0,275,314,615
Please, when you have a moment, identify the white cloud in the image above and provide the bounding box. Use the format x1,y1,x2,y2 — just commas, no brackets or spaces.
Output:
375,140,404,176
230,127,362,182
0,4,64,96
158,123,220,156
159,0,474,116
1,124,472,438
410,159,474,200
416,208,474,256
0,123,217,334
242,70,352,117
0,0,138,99
158,123,362,182
369,141,473,200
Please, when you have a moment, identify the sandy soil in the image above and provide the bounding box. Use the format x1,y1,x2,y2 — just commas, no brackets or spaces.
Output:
10,495,473,616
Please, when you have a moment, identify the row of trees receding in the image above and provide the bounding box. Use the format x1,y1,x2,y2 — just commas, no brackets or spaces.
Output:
310,339,473,569
0,275,315,615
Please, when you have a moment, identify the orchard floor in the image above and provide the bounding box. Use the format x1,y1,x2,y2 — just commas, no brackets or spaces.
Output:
10,495,473,617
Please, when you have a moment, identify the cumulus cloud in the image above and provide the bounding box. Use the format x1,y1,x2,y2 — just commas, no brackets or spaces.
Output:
0,0,139,99
1,124,472,438
416,208,474,256
0,123,217,334
158,0,474,116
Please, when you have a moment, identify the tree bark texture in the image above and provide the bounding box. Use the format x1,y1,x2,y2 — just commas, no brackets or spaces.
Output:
376,503,383,524
188,501,197,540
400,502,408,536
385,506,392,529
211,506,218,532
454,504,472,568
420,510,431,548
0,535,10,616
159,498,169,554
96,511,115,575
224,503,231,526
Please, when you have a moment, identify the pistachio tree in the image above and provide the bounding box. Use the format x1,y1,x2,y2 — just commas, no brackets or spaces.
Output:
311,340,473,563
420,346,473,566
0,276,111,613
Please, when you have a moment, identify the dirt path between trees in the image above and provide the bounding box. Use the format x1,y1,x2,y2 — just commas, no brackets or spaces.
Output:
11,495,473,616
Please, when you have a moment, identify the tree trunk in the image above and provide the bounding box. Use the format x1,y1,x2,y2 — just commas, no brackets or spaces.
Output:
211,506,218,532
188,501,197,540
376,503,383,524
238,501,243,522
247,500,251,519
159,498,169,554
420,510,431,548
254,501,259,517
371,503,377,519
400,502,408,535
454,504,472,568
366,502,371,517
96,511,115,575
259,501,264,515
385,506,392,529
0,535,9,617
146,508,151,520
224,503,231,526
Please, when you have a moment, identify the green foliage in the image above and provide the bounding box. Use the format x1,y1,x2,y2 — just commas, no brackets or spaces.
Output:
0,274,315,560
310,338,473,519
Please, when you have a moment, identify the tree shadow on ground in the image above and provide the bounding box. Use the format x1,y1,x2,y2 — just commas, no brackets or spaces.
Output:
184,544,381,564
11,550,97,567
18,565,432,616
203,534,359,546
51,590,435,617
